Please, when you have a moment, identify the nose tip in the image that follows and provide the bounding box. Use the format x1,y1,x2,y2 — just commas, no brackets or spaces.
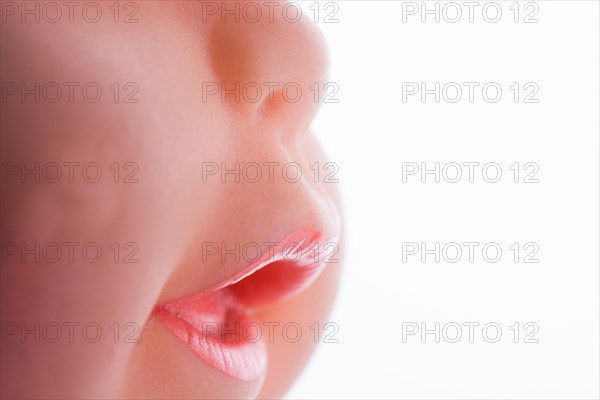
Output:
207,2,329,131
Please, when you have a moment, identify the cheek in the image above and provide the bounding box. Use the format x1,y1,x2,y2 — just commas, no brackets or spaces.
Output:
0,99,226,398
1,10,232,394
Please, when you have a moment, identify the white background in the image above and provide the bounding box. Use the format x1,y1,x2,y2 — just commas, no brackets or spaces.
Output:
288,1,599,398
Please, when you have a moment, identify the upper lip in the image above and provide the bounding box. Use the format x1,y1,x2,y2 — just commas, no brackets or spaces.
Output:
160,227,338,310
220,228,334,309
213,229,321,290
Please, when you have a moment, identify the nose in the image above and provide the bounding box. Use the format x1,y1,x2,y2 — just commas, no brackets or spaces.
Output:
203,2,338,237
207,1,329,133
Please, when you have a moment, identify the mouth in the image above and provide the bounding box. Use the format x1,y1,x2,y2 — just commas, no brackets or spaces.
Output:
152,228,333,381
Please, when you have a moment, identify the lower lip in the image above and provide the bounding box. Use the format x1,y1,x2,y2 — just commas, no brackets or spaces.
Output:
153,288,266,381
153,229,326,381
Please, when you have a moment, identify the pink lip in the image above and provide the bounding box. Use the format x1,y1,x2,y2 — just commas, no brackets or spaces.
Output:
153,228,332,381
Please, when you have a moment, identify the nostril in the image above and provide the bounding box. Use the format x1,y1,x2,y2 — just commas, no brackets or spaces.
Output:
255,86,292,122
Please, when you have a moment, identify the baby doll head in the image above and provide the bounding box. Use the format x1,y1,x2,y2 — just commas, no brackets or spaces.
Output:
1,1,342,399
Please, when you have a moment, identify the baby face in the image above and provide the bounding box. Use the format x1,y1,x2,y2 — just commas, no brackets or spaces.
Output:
0,1,343,398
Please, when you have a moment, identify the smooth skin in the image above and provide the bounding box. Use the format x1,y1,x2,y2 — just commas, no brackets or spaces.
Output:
0,1,343,399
